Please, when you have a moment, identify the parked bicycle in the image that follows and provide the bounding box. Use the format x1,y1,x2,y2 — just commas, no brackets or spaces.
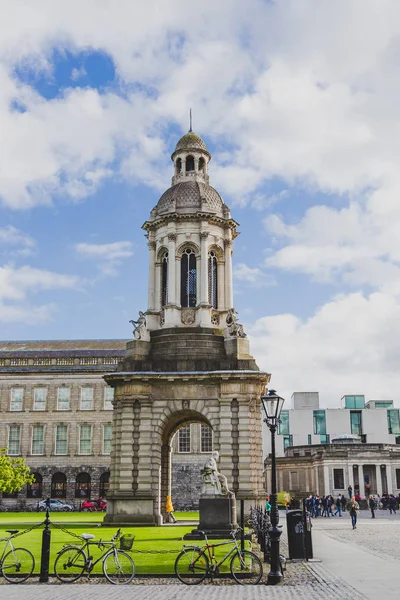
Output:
0,529,35,583
174,527,263,585
54,528,135,584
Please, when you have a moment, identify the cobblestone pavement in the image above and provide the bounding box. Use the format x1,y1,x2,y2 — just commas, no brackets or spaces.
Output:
4,511,400,598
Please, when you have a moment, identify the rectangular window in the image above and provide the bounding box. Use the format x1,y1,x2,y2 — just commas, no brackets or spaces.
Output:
10,388,23,411
201,425,213,453
320,434,330,444
283,434,293,450
79,425,92,455
178,426,191,453
33,388,47,411
388,409,400,434
313,410,326,434
308,434,312,445
55,425,68,455
104,387,114,410
334,469,344,489
350,411,362,435
396,469,400,489
344,395,365,409
32,425,44,455
103,425,112,454
80,387,93,410
57,387,70,410
278,411,290,435
8,425,21,455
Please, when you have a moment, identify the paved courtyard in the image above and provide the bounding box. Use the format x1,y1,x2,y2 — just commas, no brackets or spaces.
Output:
2,510,400,599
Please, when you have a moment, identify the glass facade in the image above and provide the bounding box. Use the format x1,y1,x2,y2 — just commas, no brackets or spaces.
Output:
308,434,312,445
278,411,290,435
387,409,400,434
320,434,330,444
350,411,363,435
283,434,293,451
313,410,326,434
344,395,365,409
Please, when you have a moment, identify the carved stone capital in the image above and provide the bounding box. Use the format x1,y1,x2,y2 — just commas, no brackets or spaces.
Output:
168,233,177,242
200,231,209,240
224,239,233,249
148,241,156,250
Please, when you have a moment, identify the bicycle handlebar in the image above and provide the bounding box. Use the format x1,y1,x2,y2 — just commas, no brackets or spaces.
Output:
111,528,121,542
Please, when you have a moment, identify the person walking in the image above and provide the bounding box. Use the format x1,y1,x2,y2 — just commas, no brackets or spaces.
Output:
341,494,347,512
388,494,397,515
334,494,343,516
348,485,353,499
347,497,359,529
369,495,376,519
166,495,177,523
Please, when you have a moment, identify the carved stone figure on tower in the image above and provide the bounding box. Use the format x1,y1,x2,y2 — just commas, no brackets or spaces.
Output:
226,309,247,338
129,311,148,340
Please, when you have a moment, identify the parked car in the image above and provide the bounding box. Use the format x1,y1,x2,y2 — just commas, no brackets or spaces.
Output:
38,499,74,512
81,498,107,512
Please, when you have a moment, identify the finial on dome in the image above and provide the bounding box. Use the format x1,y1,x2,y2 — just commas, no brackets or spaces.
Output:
189,108,192,132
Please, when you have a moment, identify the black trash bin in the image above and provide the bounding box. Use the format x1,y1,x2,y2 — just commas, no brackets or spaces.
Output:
286,509,306,559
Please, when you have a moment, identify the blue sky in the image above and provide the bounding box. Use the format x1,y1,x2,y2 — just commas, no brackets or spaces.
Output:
1,0,400,406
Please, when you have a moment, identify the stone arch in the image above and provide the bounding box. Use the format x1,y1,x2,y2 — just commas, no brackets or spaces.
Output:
158,408,214,521
207,244,224,262
176,241,200,259
156,246,169,262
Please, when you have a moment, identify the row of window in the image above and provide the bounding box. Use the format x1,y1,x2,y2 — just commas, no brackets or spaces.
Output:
7,424,112,456
177,425,213,453
279,408,400,437
0,357,120,367
161,248,218,309
4,386,114,412
3,471,110,500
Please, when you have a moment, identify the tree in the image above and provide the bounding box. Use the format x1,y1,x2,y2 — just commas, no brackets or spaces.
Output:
0,448,34,493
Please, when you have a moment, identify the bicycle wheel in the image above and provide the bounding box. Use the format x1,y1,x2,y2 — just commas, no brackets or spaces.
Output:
175,548,209,585
2,547,35,583
230,550,263,585
54,546,86,582
102,549,135,584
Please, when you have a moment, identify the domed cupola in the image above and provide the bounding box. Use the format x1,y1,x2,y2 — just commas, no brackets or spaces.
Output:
171,130,211,186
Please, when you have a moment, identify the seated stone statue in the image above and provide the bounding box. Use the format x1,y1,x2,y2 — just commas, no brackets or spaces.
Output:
201,451,233,496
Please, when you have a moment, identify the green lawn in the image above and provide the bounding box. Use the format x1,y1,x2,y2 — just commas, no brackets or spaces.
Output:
1,511,246,576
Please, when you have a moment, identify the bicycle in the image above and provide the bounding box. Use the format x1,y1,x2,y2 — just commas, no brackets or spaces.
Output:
174,527,263,585
54,528,135,584
0,529,35,583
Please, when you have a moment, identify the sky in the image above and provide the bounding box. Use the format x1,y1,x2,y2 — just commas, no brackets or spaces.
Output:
1,0,400,407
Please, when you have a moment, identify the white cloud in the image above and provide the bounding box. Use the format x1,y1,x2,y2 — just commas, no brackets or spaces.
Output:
0,226,35,255
70,66,86,81
249,291,400,408
75,241,133,276
233,263,275,288
0,265,80,324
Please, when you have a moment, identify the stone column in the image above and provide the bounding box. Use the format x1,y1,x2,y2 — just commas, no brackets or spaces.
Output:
136,399,154,496
224,239,233,309
386,464,393,494
167,233,177,305
200,231,209,305
154,261,161,310
376,464,383,496
347,462,354,496
118,400,135,492
217,260,225,310
358,464,364,497
147,241,156,310
323,465,330,496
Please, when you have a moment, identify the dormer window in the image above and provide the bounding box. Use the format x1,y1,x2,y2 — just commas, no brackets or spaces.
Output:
186,155,195,173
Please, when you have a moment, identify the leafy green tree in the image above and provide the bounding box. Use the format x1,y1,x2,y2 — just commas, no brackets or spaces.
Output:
0,448,34,493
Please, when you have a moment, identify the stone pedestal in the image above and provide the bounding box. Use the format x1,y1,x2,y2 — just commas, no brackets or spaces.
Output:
183,496,237,539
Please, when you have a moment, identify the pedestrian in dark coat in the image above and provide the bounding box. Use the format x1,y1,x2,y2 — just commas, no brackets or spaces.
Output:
369,495,376,519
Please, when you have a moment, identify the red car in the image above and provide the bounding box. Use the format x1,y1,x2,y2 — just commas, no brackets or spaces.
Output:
81,499,107,512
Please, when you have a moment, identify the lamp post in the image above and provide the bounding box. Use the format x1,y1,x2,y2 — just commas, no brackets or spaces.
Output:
261,388,285,585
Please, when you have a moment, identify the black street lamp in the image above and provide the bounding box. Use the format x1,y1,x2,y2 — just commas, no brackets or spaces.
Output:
261,388,285,585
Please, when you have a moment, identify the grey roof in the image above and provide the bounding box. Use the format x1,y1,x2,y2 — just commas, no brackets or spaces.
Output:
155,181,225,217
0,339,128,352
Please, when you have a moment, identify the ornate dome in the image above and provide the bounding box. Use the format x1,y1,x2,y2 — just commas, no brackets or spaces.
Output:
175,132,208,152
155,181,224,216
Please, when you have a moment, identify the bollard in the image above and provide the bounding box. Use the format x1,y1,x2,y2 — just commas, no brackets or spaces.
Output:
39,508,51,582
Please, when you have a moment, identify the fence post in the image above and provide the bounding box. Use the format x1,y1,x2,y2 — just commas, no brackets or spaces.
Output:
240,499,245,552
39,508,51,582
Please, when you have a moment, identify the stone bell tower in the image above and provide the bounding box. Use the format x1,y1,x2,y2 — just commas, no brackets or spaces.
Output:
104,129,270,525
